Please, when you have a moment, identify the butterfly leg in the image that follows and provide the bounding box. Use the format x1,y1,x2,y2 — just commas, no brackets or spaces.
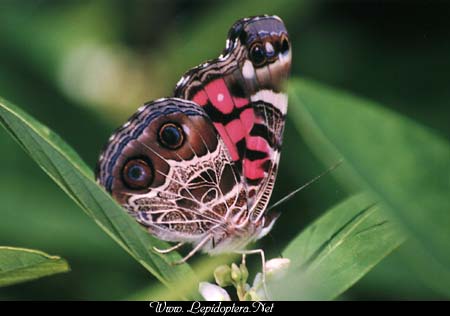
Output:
153,242,184,254
172,235,212,265
235,249,269,300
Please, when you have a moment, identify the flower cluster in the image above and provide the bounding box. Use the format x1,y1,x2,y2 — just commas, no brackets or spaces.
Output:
199,258,290,301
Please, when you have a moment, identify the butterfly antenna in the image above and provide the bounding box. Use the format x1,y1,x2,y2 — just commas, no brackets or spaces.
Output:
267,159,344,211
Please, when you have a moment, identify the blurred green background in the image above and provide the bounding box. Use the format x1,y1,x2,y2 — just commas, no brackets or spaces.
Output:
0,0,449,300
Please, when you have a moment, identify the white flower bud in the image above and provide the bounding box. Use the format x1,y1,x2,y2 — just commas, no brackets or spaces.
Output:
198,282,231,301
266,258,290,281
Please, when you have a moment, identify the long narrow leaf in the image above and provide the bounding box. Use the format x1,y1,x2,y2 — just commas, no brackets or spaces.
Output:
289,78,450,269
0,97,196,297
0,246,69,287
273,193,406,300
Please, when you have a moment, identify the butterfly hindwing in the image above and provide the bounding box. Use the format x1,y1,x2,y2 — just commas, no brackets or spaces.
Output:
96,99,248,243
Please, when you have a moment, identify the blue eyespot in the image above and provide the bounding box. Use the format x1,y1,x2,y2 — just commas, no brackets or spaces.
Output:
158,122,184,149
128,164,145,181
122,158,153,190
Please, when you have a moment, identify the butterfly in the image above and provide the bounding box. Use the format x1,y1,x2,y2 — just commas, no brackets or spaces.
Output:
96,15,291,266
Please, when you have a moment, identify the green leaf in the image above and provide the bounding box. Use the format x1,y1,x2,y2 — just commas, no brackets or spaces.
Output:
0,96,197,298
289,78,450,269
0,246,69,287
273,193,406,300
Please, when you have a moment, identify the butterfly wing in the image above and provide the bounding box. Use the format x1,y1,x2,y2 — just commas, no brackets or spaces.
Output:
96,16,292,255
96,98,247,244
174,15,291,222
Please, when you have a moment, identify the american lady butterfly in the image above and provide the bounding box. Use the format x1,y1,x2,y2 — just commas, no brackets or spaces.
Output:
96,15,291,268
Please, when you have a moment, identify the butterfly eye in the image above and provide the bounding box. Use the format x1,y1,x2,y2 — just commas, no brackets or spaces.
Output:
122,158,154,190
249,42,266,67
158,122,185,149
280,35,290,54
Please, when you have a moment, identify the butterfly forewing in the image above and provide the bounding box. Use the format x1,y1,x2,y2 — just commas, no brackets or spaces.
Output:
174,15,291,221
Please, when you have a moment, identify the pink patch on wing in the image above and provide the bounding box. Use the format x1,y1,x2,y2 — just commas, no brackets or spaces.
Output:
204,79,234,114
225,119,246,143
247,136,270,153
240,108,256,133
192,90,208,106
214,123,239,161
243,158,267,180
233,96,248,108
